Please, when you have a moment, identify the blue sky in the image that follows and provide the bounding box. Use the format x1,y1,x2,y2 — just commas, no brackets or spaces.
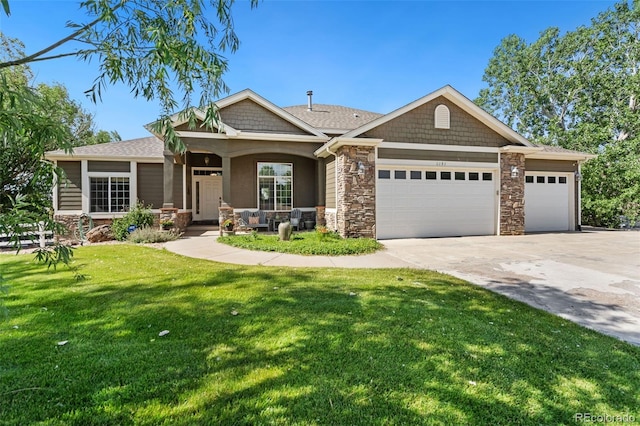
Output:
0,0,618,140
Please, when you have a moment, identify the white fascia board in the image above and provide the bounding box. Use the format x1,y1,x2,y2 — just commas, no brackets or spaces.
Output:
314,137,383,158
526,151,597,161
177,130,327,143
216,89,328,138
379,142,498,153
44,154,163,163
377,159,499,169
343,85,533,147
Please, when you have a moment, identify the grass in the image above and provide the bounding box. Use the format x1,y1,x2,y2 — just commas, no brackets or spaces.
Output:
217,231,382,255
0,246,638,425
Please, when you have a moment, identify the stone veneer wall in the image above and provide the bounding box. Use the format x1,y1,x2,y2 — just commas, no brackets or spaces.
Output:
315,206,326,227
499,152,525,235
324,209,337,232
335,145,376,238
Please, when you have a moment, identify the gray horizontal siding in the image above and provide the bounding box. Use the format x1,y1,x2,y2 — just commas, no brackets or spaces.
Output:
58,161,82,210
325,158,336,209
525,159,577,172
88,161,130,173
137,163,163,209
378,148,498,163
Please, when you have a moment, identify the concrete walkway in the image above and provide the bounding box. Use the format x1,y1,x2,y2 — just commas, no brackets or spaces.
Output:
165,227,640,346
164,227,416,268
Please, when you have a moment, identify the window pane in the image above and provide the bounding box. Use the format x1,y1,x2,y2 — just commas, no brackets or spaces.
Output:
525,176,534,183
90,177,109,213
276,176,292,210
378,170,391,179
410,171,422,180
469,172,479,181
441,171,451,180
559,176,567,184
482,172,493,181
537,176,545,183
111,177,130,212
548,176,556,183
258,177,275,210
426,171,437,180
258,163,275,176
394,170,406,180
455,172,465,180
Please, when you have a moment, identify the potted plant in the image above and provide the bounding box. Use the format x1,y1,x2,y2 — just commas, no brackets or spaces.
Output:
160,219,174,230
222,219,234,231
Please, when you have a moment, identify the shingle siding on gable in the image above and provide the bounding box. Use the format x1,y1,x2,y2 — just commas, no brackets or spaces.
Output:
362,97,510,147
219,99,309,135
58,161,82,210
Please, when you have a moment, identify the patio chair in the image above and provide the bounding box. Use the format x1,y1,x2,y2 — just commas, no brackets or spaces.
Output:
289,209,302,231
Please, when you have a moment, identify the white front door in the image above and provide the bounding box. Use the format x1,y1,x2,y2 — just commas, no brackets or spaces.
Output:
192,176,222,222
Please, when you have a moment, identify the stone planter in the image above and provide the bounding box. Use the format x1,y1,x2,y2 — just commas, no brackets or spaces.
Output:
304,220,315,230
221,230,236,236
278,221,292,241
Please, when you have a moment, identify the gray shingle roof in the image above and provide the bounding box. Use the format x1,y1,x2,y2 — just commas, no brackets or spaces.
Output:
46,136,164,159
535,144,593,155
283,104,383,133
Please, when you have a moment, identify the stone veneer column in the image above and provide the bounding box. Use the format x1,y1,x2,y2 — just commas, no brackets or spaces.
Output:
499,152,525,235
335,145,376,238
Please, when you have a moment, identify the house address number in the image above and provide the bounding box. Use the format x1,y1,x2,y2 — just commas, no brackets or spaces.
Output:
435,161,447,166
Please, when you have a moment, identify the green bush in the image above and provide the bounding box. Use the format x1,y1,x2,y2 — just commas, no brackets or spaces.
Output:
128,227,180,244
111,202,155,241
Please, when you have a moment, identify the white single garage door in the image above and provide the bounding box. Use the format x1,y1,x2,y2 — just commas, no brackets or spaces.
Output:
525,173,573,232
376,168,497,239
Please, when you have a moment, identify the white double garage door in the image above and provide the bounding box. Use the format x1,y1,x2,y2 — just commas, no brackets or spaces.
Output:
376,167,574,239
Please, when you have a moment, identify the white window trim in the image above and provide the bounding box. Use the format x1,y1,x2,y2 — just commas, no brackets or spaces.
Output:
81,160,140,214
257,162,294,211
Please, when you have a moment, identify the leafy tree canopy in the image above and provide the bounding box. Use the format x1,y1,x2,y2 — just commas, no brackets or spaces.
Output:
0,0,258,153
476,0,640,227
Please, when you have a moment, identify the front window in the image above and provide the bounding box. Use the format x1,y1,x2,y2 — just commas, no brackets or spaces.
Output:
90,177,130,213
258,162,292,210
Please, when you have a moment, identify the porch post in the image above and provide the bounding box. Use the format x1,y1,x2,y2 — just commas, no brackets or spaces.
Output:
222,155,231,202
163,152,174,208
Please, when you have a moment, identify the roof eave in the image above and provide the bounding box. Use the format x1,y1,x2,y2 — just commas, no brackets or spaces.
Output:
314,137,383,158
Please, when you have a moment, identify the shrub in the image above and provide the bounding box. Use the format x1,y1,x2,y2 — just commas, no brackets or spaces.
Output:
111,202,155,241
128,227,180,244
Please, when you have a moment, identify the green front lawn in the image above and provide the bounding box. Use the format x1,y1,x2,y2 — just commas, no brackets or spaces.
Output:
1,246,638,425
218,231,382,255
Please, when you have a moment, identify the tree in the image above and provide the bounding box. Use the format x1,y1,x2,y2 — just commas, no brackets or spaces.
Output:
0,0,255,265
0,33,118,269
0,0,258,153
476,0,640,227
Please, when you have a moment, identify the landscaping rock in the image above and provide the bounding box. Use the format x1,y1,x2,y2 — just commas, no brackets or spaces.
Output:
86,225,114,243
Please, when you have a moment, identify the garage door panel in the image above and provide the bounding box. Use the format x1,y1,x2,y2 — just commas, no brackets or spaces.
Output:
376,169,496,239
525,173,571,232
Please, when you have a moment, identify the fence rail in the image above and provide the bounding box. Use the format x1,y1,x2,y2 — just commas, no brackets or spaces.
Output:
0,223,54,249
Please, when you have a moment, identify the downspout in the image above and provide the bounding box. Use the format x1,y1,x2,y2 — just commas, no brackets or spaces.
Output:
325,146,338,231
577,161,583,231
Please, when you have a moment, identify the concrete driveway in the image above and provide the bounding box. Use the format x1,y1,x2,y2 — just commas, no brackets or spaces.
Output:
166,227,639,345
382,229,640,346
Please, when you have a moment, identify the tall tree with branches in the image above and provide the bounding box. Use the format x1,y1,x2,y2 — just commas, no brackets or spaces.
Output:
476,0,640,227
